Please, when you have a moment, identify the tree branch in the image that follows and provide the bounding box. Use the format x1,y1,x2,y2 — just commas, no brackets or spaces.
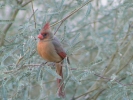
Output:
51,0,94,35
0,0,33,47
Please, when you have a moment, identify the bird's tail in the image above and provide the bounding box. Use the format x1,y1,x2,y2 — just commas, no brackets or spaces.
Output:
55,63,65,98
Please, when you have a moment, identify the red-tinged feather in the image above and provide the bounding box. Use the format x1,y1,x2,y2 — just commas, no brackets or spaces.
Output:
57,78,65,97
58,52,66,59
56,63,65,97
43,22,50,30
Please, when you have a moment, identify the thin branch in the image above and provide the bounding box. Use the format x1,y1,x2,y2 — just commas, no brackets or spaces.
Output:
54,21,63,35
71,87,77,100
29,9,38,21
94,73,133,86
53,0,93,26
43,80,56,84
90,89,105,100
116,55,133,74
66,20,100,34
74,87,99,99
22,0,33,7
4,62,47,74
51,0,94,33
31,1,36,28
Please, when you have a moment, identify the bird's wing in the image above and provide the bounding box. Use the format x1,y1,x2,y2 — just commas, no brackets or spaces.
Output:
52,37,66,59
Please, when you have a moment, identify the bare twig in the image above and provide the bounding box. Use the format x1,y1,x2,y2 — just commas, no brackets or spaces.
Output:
51,0,94,35
31,1,36,28
54,21,63,35
51,0,93,26
4,62,47,74
43,80,56,84
116,55,133,74
74,87,99,99
22,0,33,7
90,89,105,100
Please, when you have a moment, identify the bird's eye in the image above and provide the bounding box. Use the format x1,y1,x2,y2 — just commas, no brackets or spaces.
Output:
42,33,47,37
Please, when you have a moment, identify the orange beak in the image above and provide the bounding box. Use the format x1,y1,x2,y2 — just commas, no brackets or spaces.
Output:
38,34,43,40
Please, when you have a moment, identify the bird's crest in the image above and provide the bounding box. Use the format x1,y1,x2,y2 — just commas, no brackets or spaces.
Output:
43,22,50,30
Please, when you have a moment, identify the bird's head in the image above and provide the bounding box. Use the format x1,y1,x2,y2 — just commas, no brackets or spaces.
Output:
38,22,53,40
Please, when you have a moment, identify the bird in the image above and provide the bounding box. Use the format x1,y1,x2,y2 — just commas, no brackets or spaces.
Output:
37,22,66,97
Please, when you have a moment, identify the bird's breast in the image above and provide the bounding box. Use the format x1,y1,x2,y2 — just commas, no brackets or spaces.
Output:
37,40,62,62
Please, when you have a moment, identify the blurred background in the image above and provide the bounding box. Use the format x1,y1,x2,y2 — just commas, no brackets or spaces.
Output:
1,0,133,100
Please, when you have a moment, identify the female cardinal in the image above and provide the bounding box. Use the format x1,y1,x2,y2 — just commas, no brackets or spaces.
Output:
37,22,66,97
